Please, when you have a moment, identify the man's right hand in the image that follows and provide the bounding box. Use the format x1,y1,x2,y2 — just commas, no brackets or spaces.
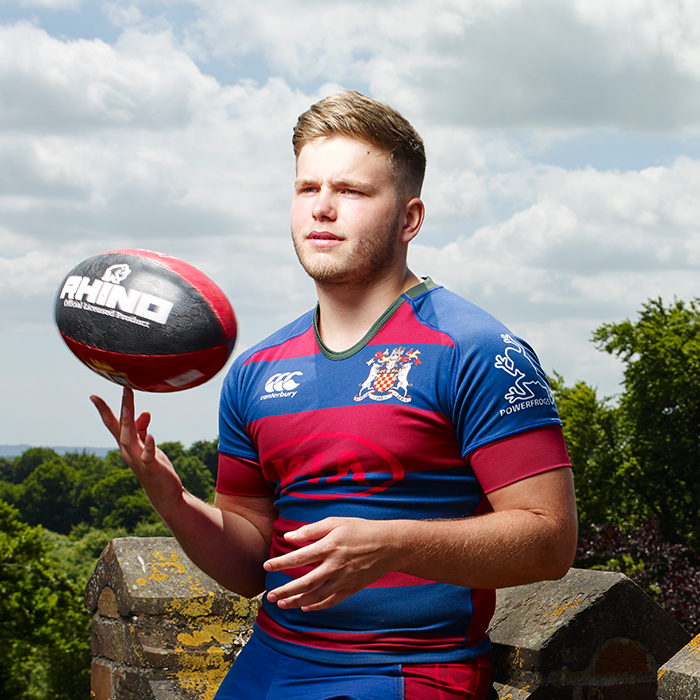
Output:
90,387,184,518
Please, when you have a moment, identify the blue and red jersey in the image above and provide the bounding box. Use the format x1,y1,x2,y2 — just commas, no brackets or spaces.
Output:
217,278,570,666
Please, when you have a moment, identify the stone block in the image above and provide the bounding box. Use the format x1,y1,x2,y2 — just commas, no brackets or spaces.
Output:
91,660,114,700
86,537,260,700
489,568,691,699
91,615,129,663
657,633,700,699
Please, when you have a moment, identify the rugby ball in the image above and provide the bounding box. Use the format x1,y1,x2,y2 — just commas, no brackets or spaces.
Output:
54,249,237,392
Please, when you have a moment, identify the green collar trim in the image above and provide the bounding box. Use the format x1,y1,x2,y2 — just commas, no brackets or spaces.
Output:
405,276,437,298
313,277,436,360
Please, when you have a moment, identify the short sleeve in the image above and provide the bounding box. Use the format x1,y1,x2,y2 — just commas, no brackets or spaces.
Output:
216,453,272,497
218,358,259,462
217,357,268,495
450,328,563,456
468,424,571,493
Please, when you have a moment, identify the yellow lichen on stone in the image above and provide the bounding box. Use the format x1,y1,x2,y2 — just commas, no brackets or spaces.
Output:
586,689,604,699
188,575,207,596
177,621,236,647
688,633,700,656
171,594,215,619
658,668,667,680
542,599,580,619
136,550,187,586
504,645,525,672
171,647,232,700
496,684,532,699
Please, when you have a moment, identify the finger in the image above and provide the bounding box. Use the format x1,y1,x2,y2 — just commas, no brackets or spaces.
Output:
267,578,323,607
270,578,348,611
90,395,121,442
136,411,152,443
299,591,348,612
142,433,157,464
119,388,138,446
284,519,336,543
265,558,336,603
264,542,322,573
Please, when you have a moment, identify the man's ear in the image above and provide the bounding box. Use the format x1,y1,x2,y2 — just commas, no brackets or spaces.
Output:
400,198,425,244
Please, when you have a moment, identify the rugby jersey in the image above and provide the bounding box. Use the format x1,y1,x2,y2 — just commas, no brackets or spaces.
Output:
217,278,568,665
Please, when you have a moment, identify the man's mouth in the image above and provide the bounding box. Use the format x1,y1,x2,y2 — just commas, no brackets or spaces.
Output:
307,231,343,247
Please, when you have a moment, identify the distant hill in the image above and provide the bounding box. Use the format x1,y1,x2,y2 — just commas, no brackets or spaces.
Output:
0,445,112,459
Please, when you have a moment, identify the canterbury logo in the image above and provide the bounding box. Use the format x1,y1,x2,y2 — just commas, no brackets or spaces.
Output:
265,372,303,393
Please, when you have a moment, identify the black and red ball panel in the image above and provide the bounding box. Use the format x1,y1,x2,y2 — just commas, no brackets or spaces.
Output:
55,249,237,392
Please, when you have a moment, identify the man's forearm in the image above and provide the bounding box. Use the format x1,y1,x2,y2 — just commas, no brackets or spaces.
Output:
153,490,271,598
386,507,576,590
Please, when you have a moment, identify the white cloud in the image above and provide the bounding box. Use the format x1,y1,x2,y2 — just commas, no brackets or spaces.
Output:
0,23,312,250
165,0,700,130
573,0,700,78
0,23,219,131
3,0,700,445
409,153,700,396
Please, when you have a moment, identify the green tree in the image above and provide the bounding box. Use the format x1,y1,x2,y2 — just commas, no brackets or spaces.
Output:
44,526,128,583
90,470,159,531
188,439,219,482
0,479,19,507
68,451,114,529
0,456,14,482
593,297,700,548
0,500,90,699
159,441,186,463
550,374,636,527
10,448,63,484
17,462,79,535
161,442,215,501
173,455,214,502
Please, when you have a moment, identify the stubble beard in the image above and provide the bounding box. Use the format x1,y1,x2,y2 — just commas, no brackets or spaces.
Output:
292,211,402,289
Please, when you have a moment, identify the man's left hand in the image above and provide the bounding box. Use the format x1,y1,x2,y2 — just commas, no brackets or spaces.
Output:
264,517,397,611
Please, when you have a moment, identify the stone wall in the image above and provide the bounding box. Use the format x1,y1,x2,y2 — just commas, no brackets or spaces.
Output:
489,568,690,699
84,537,258,700
85,538,699,699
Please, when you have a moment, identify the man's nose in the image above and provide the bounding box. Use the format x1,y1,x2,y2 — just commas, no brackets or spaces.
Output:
312,189,337,221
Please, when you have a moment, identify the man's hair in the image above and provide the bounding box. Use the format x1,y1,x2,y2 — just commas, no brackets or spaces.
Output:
293,90,426,198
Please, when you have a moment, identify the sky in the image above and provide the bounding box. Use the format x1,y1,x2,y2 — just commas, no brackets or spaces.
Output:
2,0,700,449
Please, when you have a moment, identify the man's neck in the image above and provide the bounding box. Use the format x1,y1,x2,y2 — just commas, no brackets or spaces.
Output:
315,268,421,352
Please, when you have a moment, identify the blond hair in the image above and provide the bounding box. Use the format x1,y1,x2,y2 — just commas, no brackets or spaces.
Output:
293,90,426,198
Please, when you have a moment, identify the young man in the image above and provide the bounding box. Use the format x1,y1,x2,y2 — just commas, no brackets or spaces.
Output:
92,91,577,700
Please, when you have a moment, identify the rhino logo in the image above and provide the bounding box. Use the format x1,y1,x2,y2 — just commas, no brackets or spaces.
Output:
102,263,131,285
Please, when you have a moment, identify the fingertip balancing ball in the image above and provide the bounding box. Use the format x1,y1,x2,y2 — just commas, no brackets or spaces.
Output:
54,249,237,392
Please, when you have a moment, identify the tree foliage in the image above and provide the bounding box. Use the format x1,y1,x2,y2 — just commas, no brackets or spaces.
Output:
0,441,218,537
552,297,700,633
0,500,90,699
593,297,700,546
18,462,79,535
550,375,630,526
0,438,219,699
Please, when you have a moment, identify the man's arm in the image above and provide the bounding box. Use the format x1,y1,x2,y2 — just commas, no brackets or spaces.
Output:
264,466,577,611
91,388,276,598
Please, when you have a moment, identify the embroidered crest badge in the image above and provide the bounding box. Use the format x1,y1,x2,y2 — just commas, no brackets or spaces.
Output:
354,346,421,403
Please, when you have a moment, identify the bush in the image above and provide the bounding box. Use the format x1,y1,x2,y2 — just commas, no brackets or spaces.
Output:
576,518,700,635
